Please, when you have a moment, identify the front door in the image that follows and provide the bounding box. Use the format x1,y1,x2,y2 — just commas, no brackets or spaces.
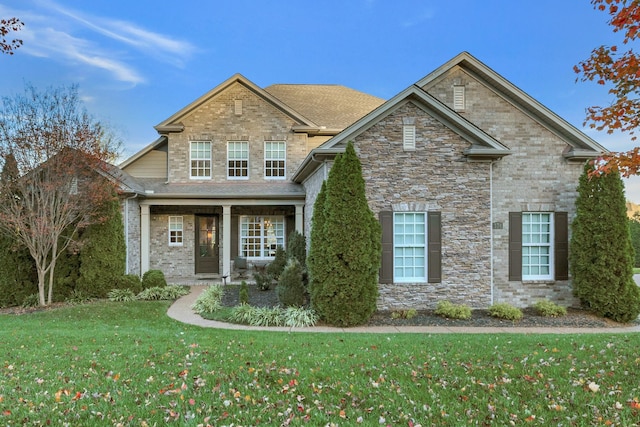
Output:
195,215,219,274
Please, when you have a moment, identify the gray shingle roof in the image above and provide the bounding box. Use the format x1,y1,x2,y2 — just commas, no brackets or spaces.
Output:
135,178,305,199
264,84,385,129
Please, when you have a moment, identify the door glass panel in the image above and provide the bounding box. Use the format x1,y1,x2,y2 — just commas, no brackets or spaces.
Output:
199,217,216,257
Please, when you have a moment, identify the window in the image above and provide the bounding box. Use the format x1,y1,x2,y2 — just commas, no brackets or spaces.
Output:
264,141,286,179
228,141,249,179
169,216,183,246
393,213,426,282
240,216,285,259
521,213,553,280
190,141,211,179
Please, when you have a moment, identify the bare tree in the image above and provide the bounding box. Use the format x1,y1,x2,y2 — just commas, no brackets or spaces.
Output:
0,84,120,306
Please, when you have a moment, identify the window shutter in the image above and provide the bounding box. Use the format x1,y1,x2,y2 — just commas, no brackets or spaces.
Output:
231,215,239,258
554,212,569,280
427,211,442,283
379,211,394,284
453,85,465,111
509,212,522,281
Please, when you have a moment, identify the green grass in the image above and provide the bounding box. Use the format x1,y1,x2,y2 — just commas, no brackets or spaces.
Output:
2,301,640,425
634,267,640,274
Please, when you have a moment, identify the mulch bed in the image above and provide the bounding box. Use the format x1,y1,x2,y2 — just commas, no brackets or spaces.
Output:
222,284,639,329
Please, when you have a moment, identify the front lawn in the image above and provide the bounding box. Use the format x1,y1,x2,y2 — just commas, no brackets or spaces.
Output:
1,301,640,425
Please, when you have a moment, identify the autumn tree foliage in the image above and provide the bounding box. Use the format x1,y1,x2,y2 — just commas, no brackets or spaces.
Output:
1,17,23,55
0,84,120,306
308,142,381,327
570,163,640,323
575,0,640,175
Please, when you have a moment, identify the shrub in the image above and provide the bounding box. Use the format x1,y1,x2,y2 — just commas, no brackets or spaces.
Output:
239,281,249,305
21,293,39,308
65,290,92,305
142,270,167,290
162,285,190,300
118,274,143,294
253,270,273,291
286,230,307,267
136,286,187,301
267,246,287,281
0,235,37,307
282,306,318,327
489,303,523,321
391,309,418,320
230,304,283,327
191,285,224,315
277,259,306,307
108,288,137,302
435,301,472,320
533,300,567,317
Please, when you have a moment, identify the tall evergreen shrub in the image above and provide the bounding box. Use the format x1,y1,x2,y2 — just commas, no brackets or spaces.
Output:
308,142,381,326
570,163,640,323
286,230,306,267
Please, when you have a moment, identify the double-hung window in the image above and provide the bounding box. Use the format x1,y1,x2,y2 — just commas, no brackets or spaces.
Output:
228,141,249,179
240,216,285,259
393,213,427,282
190,141,211,179
264,141,286,179
169,216,183,246
521,212,553,280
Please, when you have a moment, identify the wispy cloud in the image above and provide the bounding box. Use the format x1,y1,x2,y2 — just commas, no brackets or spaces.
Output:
401,10,435,28
0,0,196,85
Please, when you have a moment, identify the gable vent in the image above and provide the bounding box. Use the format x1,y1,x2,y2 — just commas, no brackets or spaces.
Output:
453,85,465,111
234,99,243,115
403,125,416,151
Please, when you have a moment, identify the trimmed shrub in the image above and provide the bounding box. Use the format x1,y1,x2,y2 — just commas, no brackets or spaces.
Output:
108,288,136,302
0,236,37,308
489,303,523,321
435,301,472,320
533,300,567,317
253,268,273,291
571,163,640,323
286,230,306,267
239,281,249,305
137,285,188,301
277,258,306,307
308,142,381,327
391,309,417,320
191,285,224,314
142,270,167,290
266,246,287,280
118,274,143,294
282,306,318,327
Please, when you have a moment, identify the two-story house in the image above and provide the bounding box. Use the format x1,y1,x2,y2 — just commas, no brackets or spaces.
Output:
118,52,607,308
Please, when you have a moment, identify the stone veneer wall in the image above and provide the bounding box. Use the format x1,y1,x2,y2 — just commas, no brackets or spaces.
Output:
426,67,583,307
352,102,493,310
166,82,308,184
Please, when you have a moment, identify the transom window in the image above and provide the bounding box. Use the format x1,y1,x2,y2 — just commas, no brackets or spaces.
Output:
394,212,426,282
228,141,249,179
168,216,183,246
190,141,211,179
264,141,286,179
240,216,285,259
522,212,553,280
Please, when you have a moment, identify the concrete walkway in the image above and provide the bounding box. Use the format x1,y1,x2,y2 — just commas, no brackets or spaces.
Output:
167,286,640,334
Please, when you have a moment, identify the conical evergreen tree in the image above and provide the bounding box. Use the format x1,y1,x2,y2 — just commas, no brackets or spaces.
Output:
308,180,329,304
570,162,640,323
76,191,126,298
309,142,381,326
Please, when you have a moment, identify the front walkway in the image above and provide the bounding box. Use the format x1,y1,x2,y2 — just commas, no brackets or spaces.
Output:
167,286,640,334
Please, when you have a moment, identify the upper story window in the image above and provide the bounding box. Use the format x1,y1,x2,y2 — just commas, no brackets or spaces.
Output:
190,141,211,179
264,141,286,179
227,141,249,179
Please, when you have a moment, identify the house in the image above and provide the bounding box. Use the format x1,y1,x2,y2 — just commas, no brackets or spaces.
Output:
118,52,607,308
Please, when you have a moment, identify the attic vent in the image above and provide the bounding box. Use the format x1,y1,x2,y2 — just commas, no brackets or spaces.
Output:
403,125,416,151
453,85,465,111
234,100,243,115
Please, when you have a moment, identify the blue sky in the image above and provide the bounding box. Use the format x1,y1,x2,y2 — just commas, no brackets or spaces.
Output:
2,0,640,200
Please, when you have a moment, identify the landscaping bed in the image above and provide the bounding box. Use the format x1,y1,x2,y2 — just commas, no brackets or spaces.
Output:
221,284,638,328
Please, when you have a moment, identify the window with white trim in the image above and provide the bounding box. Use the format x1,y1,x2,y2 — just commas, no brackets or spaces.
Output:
227,141,249,179
522,212,553,280
394,212,426,282
190,141,211,179
264,141,286,179
169,216,183,246
240,216,285,259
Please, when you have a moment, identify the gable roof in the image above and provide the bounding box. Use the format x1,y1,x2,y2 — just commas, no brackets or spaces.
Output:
416,52,607,159
264,84,384,130
293,84,511,182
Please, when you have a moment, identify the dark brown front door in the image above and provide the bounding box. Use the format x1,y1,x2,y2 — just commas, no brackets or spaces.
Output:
195,215,219,274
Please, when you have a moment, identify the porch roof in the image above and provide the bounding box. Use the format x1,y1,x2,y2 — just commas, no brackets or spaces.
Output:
134,178,305,200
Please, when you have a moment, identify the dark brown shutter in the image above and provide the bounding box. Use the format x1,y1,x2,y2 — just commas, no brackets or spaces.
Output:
379,211,393,284
231,215,239,258
427,211,442,283
554,212,569,280
509,212,522,281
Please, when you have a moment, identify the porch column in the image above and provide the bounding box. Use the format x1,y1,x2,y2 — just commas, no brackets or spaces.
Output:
295,204,304,234
222,205,231,278
140,204,150,275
